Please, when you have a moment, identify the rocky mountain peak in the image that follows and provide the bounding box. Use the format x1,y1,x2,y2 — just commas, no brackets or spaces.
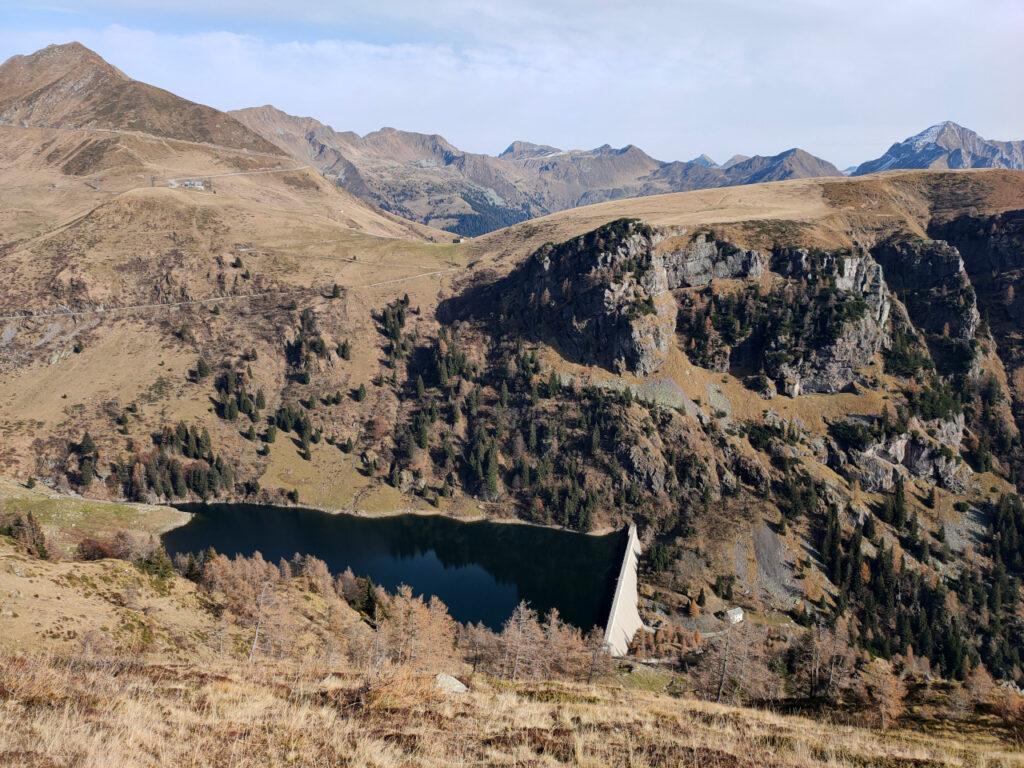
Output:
688,153,719,168
854,121,1024,175
499,140,561,159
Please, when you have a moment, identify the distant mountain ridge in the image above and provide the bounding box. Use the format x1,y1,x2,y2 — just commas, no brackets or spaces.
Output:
3,44,1022,238
854,121,1024,176
232,105,842,236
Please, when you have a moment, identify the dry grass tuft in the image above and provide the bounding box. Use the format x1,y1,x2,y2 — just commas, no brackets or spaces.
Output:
1,651,1022,768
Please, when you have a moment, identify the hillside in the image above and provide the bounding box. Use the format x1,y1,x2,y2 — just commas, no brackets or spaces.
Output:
0,43,282,155
1,512,1022,767
232,104,842,236
5,163,1024,670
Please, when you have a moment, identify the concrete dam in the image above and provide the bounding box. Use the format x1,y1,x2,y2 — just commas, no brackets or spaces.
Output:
603,523,644,656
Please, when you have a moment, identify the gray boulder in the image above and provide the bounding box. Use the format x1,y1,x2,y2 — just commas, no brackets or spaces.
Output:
434,673,468,694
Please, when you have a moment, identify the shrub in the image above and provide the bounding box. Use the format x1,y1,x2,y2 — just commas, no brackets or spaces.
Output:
0,512,48,559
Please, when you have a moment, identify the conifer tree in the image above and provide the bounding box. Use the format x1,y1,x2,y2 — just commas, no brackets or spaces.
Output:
485,444,500,499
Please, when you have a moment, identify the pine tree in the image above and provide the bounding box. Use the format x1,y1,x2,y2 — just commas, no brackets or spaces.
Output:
79,432,96,457
823,507,842,584
170,460,186,497
547,371,560,398
79,456,95,487
361,578,379,619
893,477,907,528
485,444,500,499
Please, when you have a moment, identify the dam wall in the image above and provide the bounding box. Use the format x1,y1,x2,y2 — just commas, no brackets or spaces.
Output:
603,523,644,656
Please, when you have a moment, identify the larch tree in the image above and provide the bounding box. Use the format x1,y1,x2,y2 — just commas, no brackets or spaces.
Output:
861,659,907,730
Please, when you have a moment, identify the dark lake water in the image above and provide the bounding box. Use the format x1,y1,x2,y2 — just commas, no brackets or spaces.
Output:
163,503,624,631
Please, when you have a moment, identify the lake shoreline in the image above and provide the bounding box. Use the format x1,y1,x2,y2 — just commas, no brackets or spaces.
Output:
160,496,619,537
162,501,625,631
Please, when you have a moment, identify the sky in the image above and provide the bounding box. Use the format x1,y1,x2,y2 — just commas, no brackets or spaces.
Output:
1,0,1022,168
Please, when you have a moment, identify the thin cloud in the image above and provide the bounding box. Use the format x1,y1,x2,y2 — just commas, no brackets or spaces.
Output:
1,1,1022,167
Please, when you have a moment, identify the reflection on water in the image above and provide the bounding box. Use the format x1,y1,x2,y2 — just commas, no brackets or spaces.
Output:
164,503,624,631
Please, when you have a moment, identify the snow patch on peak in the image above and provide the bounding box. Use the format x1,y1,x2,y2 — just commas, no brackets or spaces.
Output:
908,121,965,150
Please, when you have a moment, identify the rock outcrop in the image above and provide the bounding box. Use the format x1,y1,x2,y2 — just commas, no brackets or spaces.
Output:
662,233,765,288
834,413,971,493
445,219,678,375
771,248,891,395
872,237,980,342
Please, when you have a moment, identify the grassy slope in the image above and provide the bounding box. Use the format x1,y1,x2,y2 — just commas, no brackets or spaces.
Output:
1,529,1020,768
0,475,187,556
3,651,1022,768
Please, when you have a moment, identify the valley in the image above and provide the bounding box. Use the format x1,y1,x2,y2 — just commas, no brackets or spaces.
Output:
1,39,1024,767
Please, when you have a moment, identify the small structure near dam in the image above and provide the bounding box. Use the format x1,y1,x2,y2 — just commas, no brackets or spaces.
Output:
603,523,645,656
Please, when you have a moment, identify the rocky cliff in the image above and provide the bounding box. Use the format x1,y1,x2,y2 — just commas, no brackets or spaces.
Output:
662,233,765,288
443,219,678,375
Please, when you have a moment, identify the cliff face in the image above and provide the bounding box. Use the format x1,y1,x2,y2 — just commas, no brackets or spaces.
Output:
872,237,979,342
772,248,892,395
673,245,892,395
446,219,677,375
447,224,772,376
662,233,765,288
931,210,1024,446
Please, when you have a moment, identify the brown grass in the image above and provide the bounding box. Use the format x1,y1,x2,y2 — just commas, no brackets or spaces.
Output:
1,651,1021,768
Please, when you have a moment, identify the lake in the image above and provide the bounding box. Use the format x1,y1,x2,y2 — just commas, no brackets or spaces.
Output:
163,503,625,631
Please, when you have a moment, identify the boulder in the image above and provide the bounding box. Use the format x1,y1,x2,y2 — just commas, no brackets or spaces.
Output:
434,673,468,694
622,442,667,494
852,451,897,492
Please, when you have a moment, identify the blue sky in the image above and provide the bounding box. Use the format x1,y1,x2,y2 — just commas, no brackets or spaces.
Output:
1,1,1022,168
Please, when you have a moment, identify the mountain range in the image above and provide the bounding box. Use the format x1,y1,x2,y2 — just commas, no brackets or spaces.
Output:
2,43,1021,237
232,104,841,235
231,105,1024,235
